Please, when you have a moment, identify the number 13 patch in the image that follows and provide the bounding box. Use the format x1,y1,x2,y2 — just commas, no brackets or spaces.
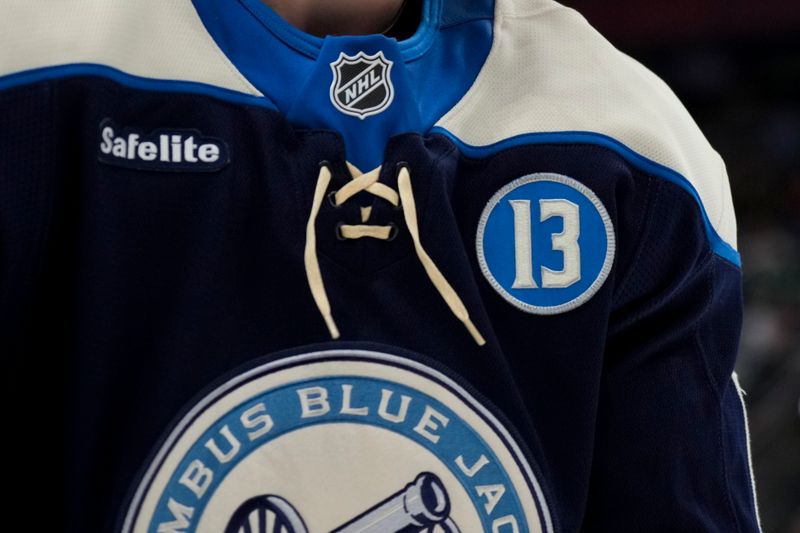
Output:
476,173,615,315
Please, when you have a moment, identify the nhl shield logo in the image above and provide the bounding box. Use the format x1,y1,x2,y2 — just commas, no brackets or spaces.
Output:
329,51,395,119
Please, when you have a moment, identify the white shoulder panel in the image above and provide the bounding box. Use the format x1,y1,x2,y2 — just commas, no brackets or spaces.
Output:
0,0,260,96
436,0,737,249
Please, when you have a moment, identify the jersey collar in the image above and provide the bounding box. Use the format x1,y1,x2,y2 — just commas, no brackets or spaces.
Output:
189,0,495,169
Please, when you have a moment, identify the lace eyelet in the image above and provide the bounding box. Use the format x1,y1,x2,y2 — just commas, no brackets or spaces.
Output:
335,221,347,241
327,190,341,208
387,222,399,241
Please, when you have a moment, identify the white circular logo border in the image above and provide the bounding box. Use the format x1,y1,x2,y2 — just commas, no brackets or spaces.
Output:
122,349,554,533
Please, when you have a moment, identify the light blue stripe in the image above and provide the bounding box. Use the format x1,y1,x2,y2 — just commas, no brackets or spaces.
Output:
0,63,278,110
430,127,741,267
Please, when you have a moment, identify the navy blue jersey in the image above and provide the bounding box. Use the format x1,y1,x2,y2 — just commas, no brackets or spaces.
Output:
0,0,761,532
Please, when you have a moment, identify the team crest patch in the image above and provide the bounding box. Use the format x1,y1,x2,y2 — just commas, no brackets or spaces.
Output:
477,173,615,315
122,350,552,533
329,51,394,119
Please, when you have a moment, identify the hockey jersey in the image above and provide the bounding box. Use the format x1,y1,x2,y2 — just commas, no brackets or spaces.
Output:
0,0,761,532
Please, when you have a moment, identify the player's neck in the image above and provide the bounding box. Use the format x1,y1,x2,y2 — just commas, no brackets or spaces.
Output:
261,0,408,37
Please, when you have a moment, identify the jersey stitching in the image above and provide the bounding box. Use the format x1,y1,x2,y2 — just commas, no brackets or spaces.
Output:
439,16,493,30
441,1,562,123
610,176,659,307
437,6,502,126
694,258,744,533
194,25,264,97
0,65,279,111
501,4,564,21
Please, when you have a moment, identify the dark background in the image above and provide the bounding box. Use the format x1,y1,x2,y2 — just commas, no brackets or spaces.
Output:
560,2,800,531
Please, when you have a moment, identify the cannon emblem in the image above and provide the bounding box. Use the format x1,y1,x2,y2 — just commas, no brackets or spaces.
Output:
226,473,459,533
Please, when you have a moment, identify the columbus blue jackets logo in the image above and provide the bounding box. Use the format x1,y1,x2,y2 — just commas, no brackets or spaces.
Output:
122,350,552,533
329,52,394,119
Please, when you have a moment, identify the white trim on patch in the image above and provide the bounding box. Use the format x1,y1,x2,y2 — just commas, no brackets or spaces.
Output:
476,173,615,315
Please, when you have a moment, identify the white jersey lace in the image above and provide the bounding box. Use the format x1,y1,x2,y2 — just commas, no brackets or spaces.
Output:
304,162,486,346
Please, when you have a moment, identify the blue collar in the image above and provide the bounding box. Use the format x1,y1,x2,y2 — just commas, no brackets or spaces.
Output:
234,0,444,60
191,0,494,169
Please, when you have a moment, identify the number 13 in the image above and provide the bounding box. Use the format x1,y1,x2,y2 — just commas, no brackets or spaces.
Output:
509,199,581,289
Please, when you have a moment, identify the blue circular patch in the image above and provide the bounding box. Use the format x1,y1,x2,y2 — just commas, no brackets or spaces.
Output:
477,173,615,314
